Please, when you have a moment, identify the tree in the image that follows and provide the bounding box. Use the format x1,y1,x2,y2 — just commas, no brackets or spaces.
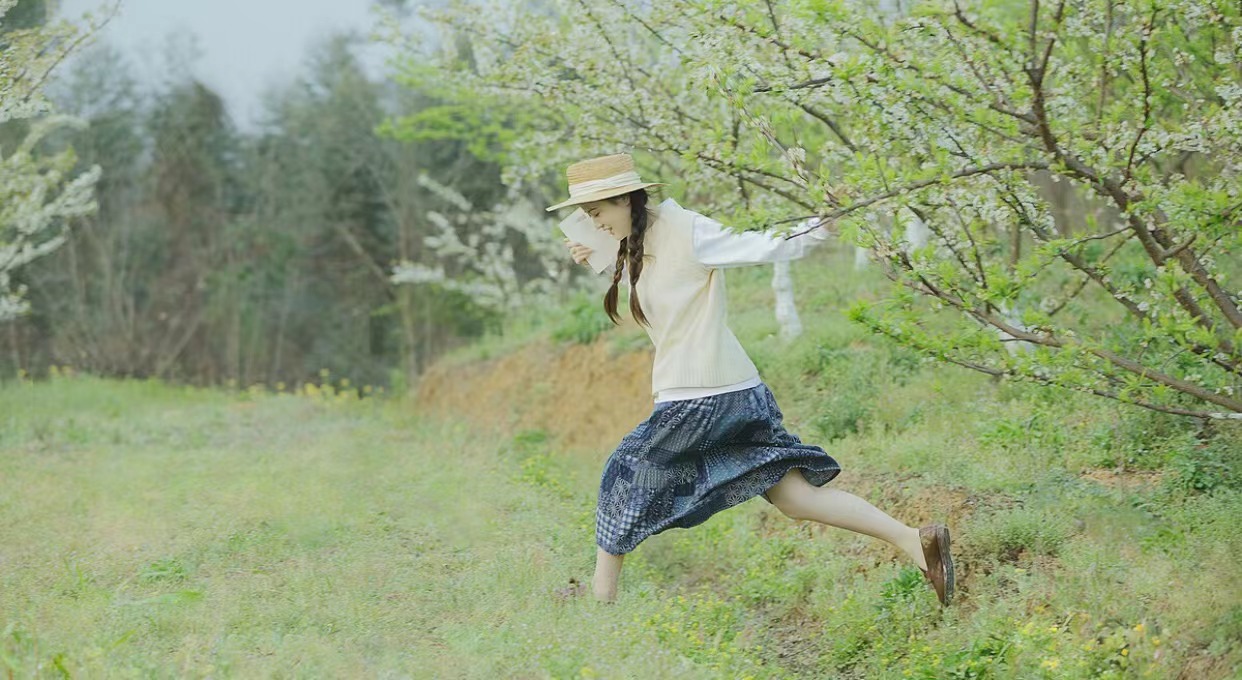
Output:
389,172,570,314
21,34,246,384
388,0,1241,419
10,15,526,388
0,0,102,324
24,41,144,375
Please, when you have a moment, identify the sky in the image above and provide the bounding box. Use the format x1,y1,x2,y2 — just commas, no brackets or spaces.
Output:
56,0,398,131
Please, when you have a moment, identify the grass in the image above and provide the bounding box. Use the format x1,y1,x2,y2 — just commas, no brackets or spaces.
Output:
4,373,1239,678
3,242,1241,677
1,374,725,677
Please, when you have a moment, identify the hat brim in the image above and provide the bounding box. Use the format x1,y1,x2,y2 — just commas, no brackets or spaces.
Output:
545,182,667,212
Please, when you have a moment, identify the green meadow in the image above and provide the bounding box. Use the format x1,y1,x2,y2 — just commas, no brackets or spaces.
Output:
3,247,1240,678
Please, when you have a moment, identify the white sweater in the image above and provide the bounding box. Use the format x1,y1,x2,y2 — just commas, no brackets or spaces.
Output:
602,198,830,401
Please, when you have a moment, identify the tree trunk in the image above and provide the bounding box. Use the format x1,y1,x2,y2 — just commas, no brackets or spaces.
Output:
772,260,802,340
7,321,20,379
904,210,930,250
398,285,420,394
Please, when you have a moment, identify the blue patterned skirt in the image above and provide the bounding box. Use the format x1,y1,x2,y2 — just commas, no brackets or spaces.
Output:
595,381,842,555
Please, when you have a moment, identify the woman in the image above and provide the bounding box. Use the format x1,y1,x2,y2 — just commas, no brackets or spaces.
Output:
549,153,955,607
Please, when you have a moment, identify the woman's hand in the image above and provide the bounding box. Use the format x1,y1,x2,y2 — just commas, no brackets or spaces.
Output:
564,238,594,266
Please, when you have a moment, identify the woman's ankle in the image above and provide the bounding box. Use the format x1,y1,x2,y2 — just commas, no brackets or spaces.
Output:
592,577,617,601
592,586,617,603
898,526,928,571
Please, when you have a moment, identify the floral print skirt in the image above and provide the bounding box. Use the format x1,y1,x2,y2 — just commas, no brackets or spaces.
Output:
595,381,842,555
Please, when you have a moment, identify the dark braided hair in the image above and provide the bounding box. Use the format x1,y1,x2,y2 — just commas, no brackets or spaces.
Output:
603,189,653,327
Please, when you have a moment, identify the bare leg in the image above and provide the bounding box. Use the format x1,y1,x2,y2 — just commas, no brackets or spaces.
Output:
592,546,624,602
766,468,928,571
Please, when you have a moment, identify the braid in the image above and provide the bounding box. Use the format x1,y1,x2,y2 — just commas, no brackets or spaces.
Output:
626,194,650,327
603,188,652,327
603,237,628,325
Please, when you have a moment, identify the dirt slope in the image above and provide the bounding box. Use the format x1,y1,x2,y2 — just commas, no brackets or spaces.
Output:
414,335,655,452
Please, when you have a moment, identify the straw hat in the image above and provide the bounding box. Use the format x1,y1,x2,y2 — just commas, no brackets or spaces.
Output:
545,153,666,211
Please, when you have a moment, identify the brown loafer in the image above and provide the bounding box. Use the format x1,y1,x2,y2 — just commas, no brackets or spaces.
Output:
918,523,955,606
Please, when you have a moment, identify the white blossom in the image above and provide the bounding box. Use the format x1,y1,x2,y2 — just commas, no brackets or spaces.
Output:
0,6,102,322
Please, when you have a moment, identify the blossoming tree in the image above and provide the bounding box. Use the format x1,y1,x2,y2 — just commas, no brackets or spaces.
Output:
389,172,571,314
0,0,101,322
385,0,1240,419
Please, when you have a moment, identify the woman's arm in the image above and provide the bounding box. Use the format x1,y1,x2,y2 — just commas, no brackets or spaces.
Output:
691,214,831,268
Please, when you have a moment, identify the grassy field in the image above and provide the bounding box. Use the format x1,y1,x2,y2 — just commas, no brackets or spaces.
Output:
3,372,1238,679
2,375,719,677
3,246,1241,678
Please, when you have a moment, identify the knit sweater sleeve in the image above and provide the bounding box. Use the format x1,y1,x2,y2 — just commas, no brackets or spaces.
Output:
691,214,831,268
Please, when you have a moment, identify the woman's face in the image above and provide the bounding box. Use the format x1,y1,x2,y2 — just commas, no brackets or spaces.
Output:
581,195,631,241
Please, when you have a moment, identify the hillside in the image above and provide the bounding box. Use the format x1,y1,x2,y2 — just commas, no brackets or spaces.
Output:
2,244,1239,678
413,244,1242,678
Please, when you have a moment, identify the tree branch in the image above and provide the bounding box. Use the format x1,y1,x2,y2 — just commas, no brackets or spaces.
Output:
1123,6,1156,187
778,161,1051,235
